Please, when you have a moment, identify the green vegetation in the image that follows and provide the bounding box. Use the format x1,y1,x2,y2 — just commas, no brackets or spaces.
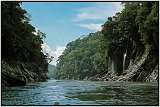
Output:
55,2,158,80
2,2,49,74
55,32,102,80
47,64,56,79
2,2,158,81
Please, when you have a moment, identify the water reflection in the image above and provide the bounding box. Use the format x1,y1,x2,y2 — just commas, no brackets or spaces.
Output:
2,80,158,105
66,81,158,105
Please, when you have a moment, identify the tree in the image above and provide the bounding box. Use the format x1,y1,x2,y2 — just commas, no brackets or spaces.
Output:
2,2,49,74
55,32,102,80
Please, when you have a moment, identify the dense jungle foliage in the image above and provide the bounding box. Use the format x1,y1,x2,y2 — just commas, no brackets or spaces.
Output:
2,2,49,73
55,32,103,80
55,2,158,80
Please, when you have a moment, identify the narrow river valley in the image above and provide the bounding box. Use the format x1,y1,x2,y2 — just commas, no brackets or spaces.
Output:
2,1,159,106
2,80,158,105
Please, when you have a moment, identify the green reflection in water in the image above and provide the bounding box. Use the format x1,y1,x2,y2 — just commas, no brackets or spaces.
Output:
66,82,158,105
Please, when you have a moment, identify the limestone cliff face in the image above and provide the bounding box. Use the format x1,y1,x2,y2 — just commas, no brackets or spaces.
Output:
89,38,158,82
2,61,48,87
106,39,158,82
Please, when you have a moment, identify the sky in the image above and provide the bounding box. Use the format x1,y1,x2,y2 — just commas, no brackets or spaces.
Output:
21,2,123,65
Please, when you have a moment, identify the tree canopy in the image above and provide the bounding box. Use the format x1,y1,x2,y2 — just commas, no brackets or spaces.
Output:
55,32,102,80
2,2,49,73
55,2,158,80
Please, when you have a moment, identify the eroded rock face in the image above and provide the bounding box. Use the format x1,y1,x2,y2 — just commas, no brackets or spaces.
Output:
2,61,48,87
2,72,26,87
90,36,158,83
86,45,158,83
145,65,158,82
117,49,149,81
107,47,158,82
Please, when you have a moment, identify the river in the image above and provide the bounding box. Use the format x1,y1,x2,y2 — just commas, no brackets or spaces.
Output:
2,80,158,105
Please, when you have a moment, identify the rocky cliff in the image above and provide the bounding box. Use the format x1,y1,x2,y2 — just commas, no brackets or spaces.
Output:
88,2,158,83
88,39,158,82
2,61,48,87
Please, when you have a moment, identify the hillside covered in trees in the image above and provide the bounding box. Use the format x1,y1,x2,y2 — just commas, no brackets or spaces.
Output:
55,2,158,82
1,2,158,86
55,32,103,80
2,2,50,87
47,64,56,79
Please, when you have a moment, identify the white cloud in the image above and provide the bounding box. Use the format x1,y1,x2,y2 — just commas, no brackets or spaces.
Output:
41,43,54,56
41,43,65,65
53,46,66,59
75,2,122,21
78,23,102,31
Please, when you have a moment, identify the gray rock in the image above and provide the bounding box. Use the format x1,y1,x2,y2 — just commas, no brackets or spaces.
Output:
54,101,60,105
2,61,48,87
145,65,158,82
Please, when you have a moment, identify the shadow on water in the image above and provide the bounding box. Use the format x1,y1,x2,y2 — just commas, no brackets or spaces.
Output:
2,80,158,105
66,82,158,105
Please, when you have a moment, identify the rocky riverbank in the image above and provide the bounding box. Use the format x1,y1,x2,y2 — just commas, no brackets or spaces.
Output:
88,49,158,82
86,2,159,83
2,61,48,87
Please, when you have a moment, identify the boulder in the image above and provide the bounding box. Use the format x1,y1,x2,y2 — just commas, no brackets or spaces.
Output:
2,60,48,87
145,65,158,82
2,73,26,86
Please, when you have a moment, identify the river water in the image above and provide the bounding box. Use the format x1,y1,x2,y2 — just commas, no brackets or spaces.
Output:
2,80,158,105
